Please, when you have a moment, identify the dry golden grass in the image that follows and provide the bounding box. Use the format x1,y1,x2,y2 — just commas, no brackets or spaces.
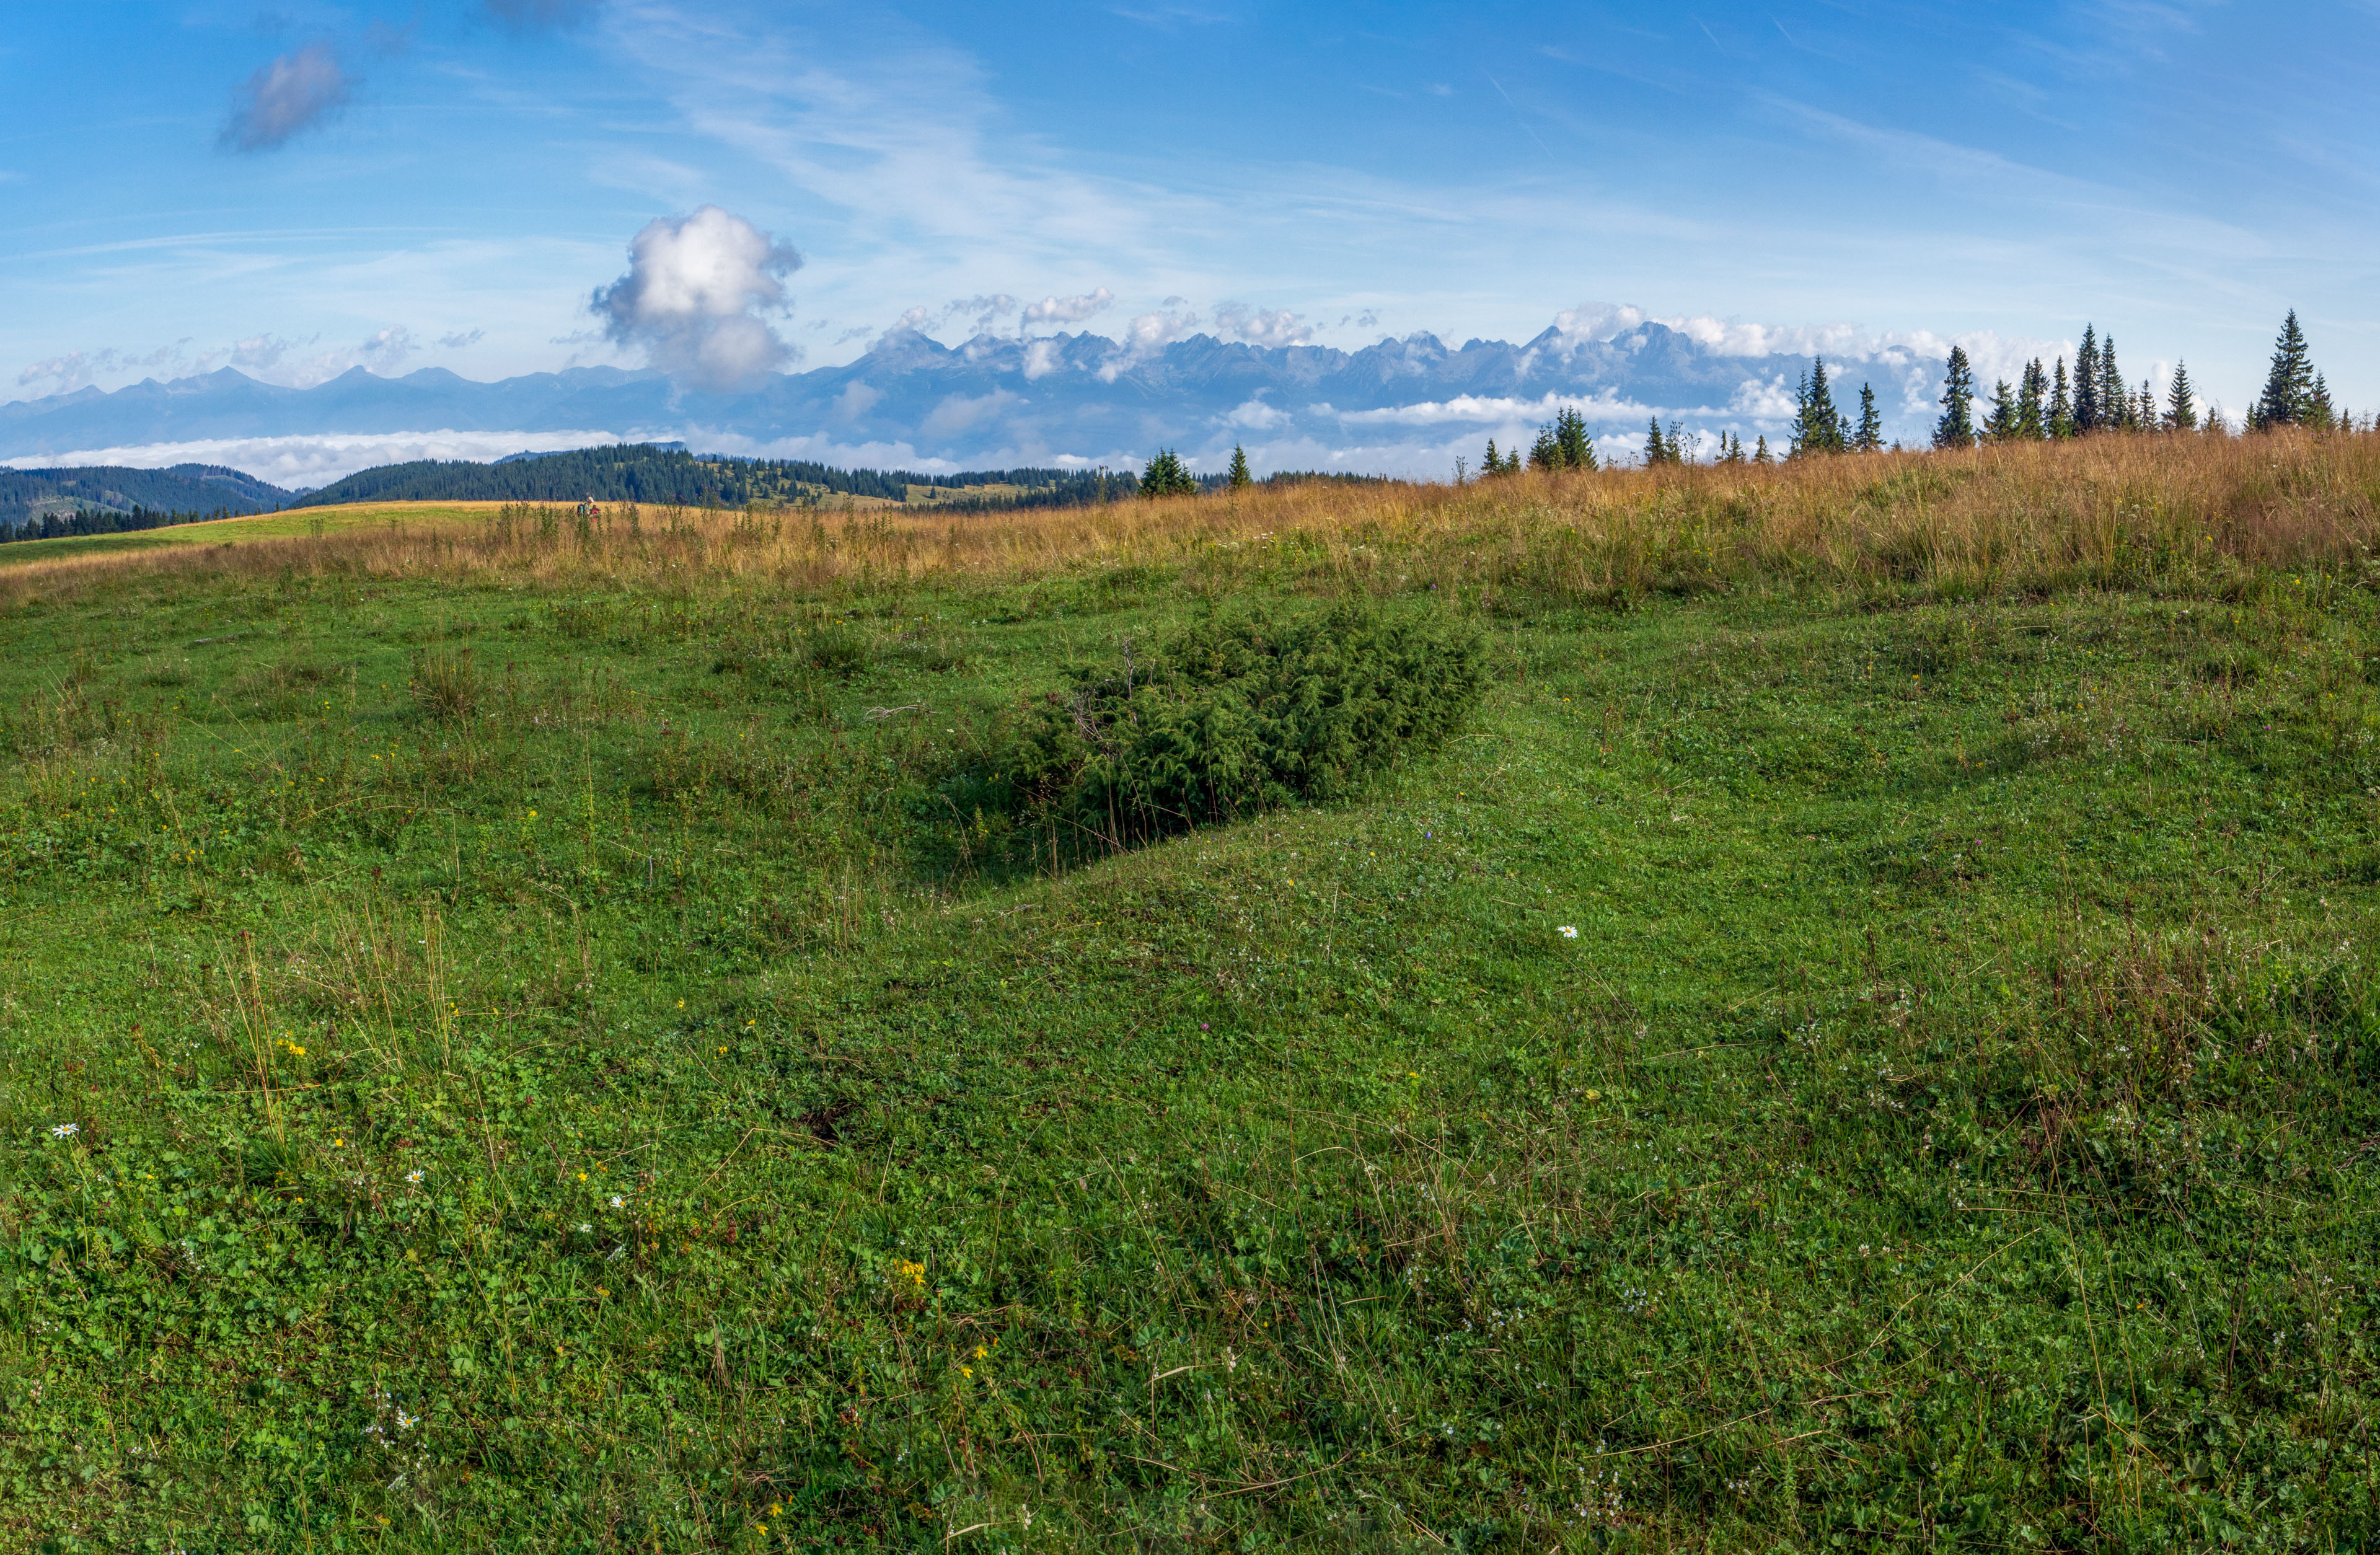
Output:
4,428,2376,609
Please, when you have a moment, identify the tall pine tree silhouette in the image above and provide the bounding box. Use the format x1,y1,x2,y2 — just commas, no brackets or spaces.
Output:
2254,311,2316,428
1226,444,1253,488
1855,383,1884,451
2049,358,2074,439
1983,379,2021,443
2017,360,2047,440
2164,363,2198,431
2073,327,2102,432
2099,336,2128,430
1644,417,1669,466
1556,407,1597,469
1934,346,1978,448
1791,358,1848,456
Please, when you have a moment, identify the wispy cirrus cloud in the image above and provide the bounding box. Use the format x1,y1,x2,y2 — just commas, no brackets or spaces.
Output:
609,9,1228,307
17,341,190,393
220,44,354,152
888,294,1018,339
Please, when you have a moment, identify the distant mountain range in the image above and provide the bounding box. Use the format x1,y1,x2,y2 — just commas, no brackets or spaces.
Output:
0,322,1952,484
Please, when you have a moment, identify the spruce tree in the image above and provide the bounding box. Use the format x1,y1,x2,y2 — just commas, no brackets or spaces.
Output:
2310,372,2337,431
2048,358,2074,439
2164,361,2197,431
2073,328,2101,433
2099,337,2128,430
1529,413,1595,472
1137,449,1198,498
1934,346,1978,448
2017,360,2047,440
1855,383,1884,451
1982,379,2020,443
1226,444,1253,489
2254,310,2316,429
1753,435,1773,465
1481,438,1500,477
1644,416,1668,467
1791,358,1848,456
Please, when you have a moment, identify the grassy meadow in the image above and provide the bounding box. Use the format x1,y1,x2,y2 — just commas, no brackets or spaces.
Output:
3,433,2378,1551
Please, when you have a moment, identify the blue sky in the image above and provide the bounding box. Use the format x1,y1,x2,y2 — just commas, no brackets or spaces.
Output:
5,0,2376,420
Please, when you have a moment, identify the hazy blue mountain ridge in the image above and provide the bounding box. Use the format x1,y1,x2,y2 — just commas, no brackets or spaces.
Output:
0,322,1940,477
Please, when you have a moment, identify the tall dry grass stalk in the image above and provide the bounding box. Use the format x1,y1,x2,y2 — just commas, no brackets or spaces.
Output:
6,429,2377,610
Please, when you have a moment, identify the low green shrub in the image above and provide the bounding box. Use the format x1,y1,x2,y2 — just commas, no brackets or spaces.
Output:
995,599,1484,849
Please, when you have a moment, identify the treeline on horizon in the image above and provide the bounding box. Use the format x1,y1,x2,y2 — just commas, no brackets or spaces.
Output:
0,461,288,544
1473,309,2353,475
0,504,260,545
296,446,1181,513
293,443,1397,513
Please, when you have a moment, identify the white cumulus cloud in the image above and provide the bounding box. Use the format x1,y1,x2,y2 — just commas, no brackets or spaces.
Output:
358,327,415,372
1219,397,1290,431
1021,339,1065,380
1214,304,1313,348
1122,307,1201,352
920,389,1021,439
591,206,804,392
1022,288,1114,328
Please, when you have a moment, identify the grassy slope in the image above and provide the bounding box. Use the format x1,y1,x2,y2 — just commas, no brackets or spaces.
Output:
1,485,1049,567
2,449,2377,1551
0,503,508,565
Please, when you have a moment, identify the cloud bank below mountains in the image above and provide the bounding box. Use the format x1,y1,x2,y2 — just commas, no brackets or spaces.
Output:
0,431,634,491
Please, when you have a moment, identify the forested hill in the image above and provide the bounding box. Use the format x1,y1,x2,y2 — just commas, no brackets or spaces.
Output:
0,462,291,530
294,444,1142,511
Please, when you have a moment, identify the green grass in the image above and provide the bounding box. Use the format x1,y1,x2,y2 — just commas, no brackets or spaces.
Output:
0,501,500,564
3,541,2377,1551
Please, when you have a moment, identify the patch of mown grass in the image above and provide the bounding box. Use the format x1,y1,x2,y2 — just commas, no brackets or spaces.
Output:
1,524,2377,1551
